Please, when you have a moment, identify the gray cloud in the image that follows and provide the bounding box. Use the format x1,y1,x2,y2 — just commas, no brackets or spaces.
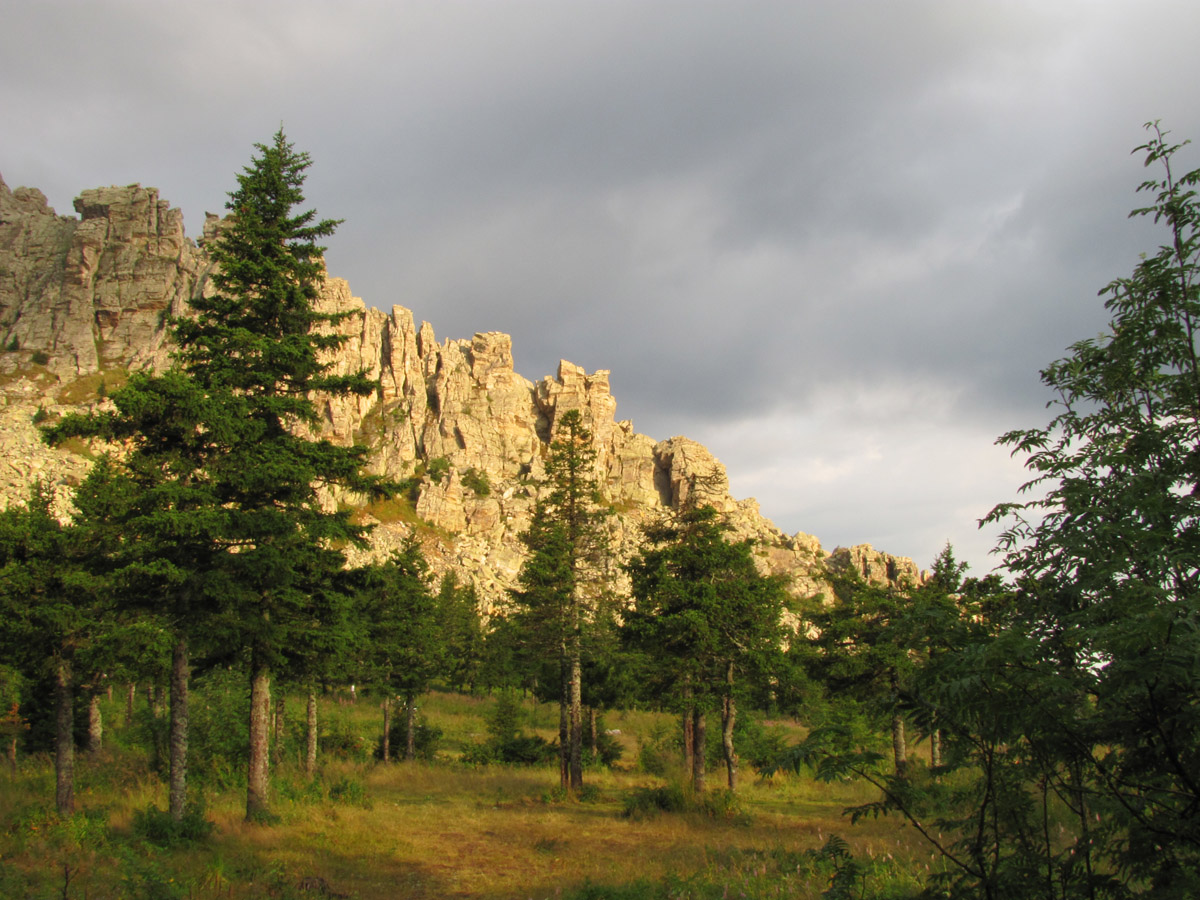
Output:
5,0,1200,574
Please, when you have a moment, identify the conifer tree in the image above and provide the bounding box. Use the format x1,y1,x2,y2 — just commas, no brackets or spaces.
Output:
177,130,388,820
0,474,124,814
358,539,444,762
510,409,611,794
625,504,789,792
48,130,389,822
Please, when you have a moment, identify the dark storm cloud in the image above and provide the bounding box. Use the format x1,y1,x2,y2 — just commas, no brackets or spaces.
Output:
5,0,1200,572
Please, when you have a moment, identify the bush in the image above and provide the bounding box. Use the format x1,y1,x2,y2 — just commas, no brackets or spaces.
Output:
622,784,688,819
376,713,443,761
461,467,491,496
319,715,370,761
584,715,624,768
621,785,746,822
637,720,682,776
462,690,556,765
328,775,369,807
31,350,50,366
131,802,214,848
426,456,450,484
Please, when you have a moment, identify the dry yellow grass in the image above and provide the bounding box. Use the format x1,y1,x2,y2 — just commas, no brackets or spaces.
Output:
0,691,934,899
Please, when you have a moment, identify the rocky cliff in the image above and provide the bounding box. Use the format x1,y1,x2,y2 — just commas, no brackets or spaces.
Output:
0,176,922,610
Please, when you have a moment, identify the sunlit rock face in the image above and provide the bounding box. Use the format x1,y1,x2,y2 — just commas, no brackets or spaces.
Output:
0,178,921,613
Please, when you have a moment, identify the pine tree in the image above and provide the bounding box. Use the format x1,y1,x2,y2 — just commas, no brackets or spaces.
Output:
625,504,789,792
49,130,390,822
179,130,388,820
510,409,611,794
0,474,124,814
358,539,444,762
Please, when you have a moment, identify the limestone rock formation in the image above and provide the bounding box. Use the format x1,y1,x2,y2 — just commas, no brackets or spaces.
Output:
0,177,922,613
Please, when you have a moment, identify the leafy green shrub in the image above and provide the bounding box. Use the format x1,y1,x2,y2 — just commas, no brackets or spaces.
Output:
5,336,18,352
637,720,682,776
131,802,214,848
583,715,623,768
622,784,688,819
461,467,491,496
328,775,369,807
696,788,748,822
462,690,556,765
186,669,250,788
30,405,49,425
731,716,790,770
30,350,49,366
426,456,450,484
319,715,370,761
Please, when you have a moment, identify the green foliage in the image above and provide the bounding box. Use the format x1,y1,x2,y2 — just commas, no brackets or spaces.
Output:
461,466,491,496
327,774,369,807
779,125,1200,900
318,714,370,761
356,539,445,762
972,124,1200,898
462,689,556,765
377,714,443,761
486,688,525,744
509,409,615,788
621,785,745,821
130,802,214,848
30,349,49,366
5,336,18,352
624,504,790,789
426,456,450,484
622,783,688,818
437,573,484,693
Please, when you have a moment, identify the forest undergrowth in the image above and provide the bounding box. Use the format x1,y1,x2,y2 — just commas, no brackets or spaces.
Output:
0,688,941,900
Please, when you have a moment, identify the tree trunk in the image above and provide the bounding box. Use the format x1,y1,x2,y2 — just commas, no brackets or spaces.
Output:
125,682,135,726
305,690,318,778
6,737,15,772
891,713,908,774
931,727,942,769
682,688,694,775
890,672,907,775
405,693,417,761
146,681,155,712
589,707,598,756
272,693,286,768
169,636,189,821
381,696,391,763
692,708,706,795
54,660,74,816
558,655,569,791
568,651,583,793
246,660,271,821
87,694,102,752
721,662,738,792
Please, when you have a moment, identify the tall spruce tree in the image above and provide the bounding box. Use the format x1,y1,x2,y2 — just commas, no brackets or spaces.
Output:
510,409,611,794
50,130,389,822
176,130,388,820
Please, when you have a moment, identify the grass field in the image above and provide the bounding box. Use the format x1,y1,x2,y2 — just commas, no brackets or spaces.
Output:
0,688,938,899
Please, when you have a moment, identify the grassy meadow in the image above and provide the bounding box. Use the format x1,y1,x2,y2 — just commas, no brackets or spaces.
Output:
0,688,940,899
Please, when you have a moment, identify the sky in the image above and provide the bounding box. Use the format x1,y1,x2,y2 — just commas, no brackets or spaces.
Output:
4,0,1200,576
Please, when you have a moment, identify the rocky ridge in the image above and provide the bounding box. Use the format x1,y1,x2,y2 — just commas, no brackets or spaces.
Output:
0,177,922,610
